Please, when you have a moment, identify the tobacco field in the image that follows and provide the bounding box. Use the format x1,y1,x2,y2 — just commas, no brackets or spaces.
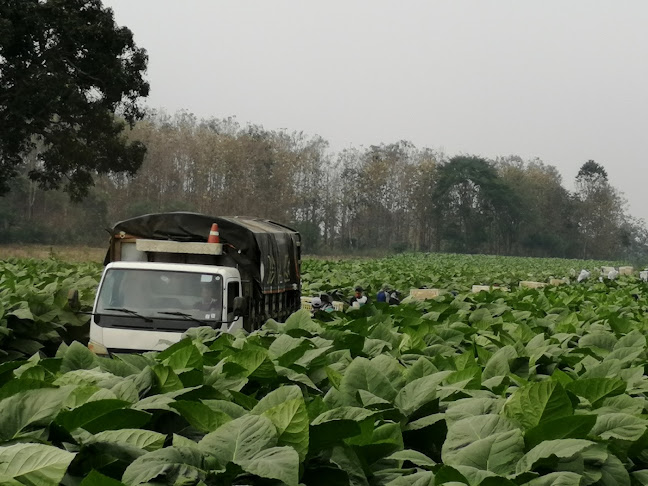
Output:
1,254,648,485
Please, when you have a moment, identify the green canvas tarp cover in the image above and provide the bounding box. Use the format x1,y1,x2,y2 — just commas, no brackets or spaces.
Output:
106,212,301,293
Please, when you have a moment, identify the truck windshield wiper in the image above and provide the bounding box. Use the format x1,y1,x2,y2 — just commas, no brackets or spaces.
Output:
104,307,153,322
157,311,209,325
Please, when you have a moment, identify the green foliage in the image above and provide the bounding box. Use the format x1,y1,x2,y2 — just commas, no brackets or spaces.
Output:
0,0,149,199
0,259,100,360
0,254,648,483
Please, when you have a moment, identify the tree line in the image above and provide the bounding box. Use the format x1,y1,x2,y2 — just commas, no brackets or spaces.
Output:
1,110,646,262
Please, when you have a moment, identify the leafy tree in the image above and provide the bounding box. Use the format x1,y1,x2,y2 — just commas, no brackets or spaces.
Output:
433,156,521,253
574,160,624,259
0,0,149,200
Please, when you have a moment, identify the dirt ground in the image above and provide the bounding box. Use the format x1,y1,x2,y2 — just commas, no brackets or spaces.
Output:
0,245,106,263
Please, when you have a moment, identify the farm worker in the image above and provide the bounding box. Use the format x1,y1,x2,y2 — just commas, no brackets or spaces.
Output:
388,289,401,305
310,297,323,317
376,284,389,303
577,269,590,282
350,286,368,308
319,294,335,312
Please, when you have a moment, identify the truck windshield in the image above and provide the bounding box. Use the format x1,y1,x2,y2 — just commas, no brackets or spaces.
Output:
96,269,223,322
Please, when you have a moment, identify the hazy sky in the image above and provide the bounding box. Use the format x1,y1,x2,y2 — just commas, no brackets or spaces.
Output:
104,1,648,221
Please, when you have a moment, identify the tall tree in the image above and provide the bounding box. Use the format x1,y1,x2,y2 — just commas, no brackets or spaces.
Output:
574,160,624,259
0,0,149,199
432,156,520,253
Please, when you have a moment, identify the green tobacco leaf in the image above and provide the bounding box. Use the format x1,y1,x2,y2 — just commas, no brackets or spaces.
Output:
310,407,377,450
329,444,369,486
441,414,524,475
632,470,648,485
170,400,231,433
0,443,75,486
240,446,299,486
445,397,504,428
516,439,597,474
60,341,98,373
598,452,630,486
251,385,309,460
386,449,436,467
591,412,648,441
199,414,277,465
520,472,582,486
83,409,152,434
88,429,166,452
56,399,130,432
384,471,435,486
152,364,184,393
122,446,220,486
162,343,203,372
524,414,596,449
405,357,439,383
80,470,126,485
340,357,398,405
202,399,247,419
482,345,517,380
503,381,572,430
565,378,625,404
395,373,444,418
268,334,311,366
0,386,74,441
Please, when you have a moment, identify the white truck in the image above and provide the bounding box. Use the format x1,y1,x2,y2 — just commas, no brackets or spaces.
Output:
84,212,301,355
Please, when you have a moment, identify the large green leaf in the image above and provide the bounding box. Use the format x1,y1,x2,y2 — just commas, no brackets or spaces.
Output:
565,378,626,404
251,385,309,460
199,414,277,465
482,346,517,380
80,470,126,485
310,406,378,450
0,443,75,486
516,439,597,474
520,472,583,486
590,412,648,441
441,414,524,475
339,357,398,405
394,373,444,417
524,414,596,449
503,381,572,430
0,386,74,441
55,399,130,432
88,429,166,452
240,446,299,486
60,341,98,373
170,400,231,433
122,446,220,486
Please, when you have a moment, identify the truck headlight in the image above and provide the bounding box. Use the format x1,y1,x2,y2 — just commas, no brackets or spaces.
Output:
88,340,109,356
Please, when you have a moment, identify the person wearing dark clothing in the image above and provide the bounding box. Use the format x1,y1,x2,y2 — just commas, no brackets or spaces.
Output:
350,286,368,307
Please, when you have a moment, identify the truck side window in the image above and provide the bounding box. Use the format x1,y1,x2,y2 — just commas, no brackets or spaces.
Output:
227,282,240,315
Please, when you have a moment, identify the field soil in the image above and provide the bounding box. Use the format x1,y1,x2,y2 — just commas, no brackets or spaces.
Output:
0,244,106,262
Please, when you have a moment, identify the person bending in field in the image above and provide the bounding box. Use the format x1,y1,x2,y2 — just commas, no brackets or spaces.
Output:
350,286,368,307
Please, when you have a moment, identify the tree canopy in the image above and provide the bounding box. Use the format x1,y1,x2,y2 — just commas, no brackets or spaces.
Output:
0,0,149,199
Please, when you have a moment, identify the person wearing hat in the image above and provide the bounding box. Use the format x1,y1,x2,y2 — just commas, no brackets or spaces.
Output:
376,284,390,303
310,297,323,317
349,286,368,308
319,293,335,312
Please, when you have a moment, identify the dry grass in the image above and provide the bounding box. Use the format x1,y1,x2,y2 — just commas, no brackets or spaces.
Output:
0,245,105,263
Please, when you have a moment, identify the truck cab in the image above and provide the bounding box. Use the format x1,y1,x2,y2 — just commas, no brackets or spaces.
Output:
87,212,301,355
89,262,243,355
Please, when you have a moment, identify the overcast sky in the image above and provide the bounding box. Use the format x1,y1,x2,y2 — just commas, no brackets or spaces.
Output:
104,0,648,222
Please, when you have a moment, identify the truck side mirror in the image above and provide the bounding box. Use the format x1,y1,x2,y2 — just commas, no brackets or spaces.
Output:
233,296,248,317
67,289,80,311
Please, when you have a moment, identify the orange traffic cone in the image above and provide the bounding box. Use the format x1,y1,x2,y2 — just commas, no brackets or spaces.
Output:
207,223,220,243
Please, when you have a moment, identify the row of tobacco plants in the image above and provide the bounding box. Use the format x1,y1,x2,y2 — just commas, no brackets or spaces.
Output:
0,269,648,484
